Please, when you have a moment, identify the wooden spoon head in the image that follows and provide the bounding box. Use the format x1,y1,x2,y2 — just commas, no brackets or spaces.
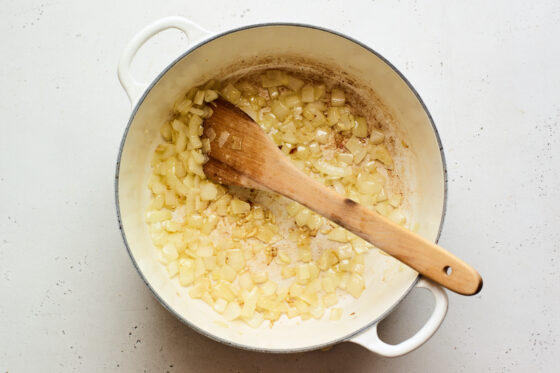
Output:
203,99,285,188
203,158,271,191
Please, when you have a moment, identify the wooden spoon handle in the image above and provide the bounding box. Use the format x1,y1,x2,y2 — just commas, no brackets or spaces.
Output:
261,159,483,295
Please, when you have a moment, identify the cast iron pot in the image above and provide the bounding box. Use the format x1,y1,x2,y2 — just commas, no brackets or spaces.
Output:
116,16,448,356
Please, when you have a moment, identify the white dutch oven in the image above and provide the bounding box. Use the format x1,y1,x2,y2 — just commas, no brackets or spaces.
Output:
116,17,449,356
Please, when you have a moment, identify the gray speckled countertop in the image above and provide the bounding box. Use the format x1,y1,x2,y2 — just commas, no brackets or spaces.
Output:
1,0,558,371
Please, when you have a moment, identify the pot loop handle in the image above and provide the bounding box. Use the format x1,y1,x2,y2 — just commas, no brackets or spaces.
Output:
349,278,448,357
118,16,212,106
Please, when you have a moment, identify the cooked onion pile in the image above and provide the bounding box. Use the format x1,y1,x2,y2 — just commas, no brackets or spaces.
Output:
146,70,406,327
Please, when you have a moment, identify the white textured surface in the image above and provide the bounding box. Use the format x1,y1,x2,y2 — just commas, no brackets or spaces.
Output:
0,0,558,371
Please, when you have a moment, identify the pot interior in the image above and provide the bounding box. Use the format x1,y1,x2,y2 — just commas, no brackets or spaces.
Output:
117,24,446,351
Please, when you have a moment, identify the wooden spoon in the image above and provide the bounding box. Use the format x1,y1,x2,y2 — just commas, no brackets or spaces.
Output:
203,99,483,295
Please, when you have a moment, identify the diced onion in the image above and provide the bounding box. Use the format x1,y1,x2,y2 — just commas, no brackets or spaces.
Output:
370,129,385,144
231,199,250,214
226,249,245,271
331,88,346,107
286,76,304,91
166,261,179,277
371,144,394,168
295,208,311,227
301,85,315,102
315,128,329,144
204,90,219,102
327,227,350,243
223,302,241,320
347,273,365,298
271,100,290,121
199,181,218,200
352,117,368,138
147,70,403,327
313,159,352,177
252,271,268,284
222,84,241,104
194,89,205,105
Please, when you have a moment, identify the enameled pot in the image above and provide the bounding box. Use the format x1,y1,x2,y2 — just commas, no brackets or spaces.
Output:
116,16,448,356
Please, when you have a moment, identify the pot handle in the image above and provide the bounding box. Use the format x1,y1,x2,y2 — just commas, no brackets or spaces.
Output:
117,16,212,105
348,278,448,357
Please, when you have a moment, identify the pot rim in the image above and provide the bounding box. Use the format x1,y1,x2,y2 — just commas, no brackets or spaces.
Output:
115,22,448,353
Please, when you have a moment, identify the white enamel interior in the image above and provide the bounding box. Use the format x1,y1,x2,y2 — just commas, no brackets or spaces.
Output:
117,25,446,352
